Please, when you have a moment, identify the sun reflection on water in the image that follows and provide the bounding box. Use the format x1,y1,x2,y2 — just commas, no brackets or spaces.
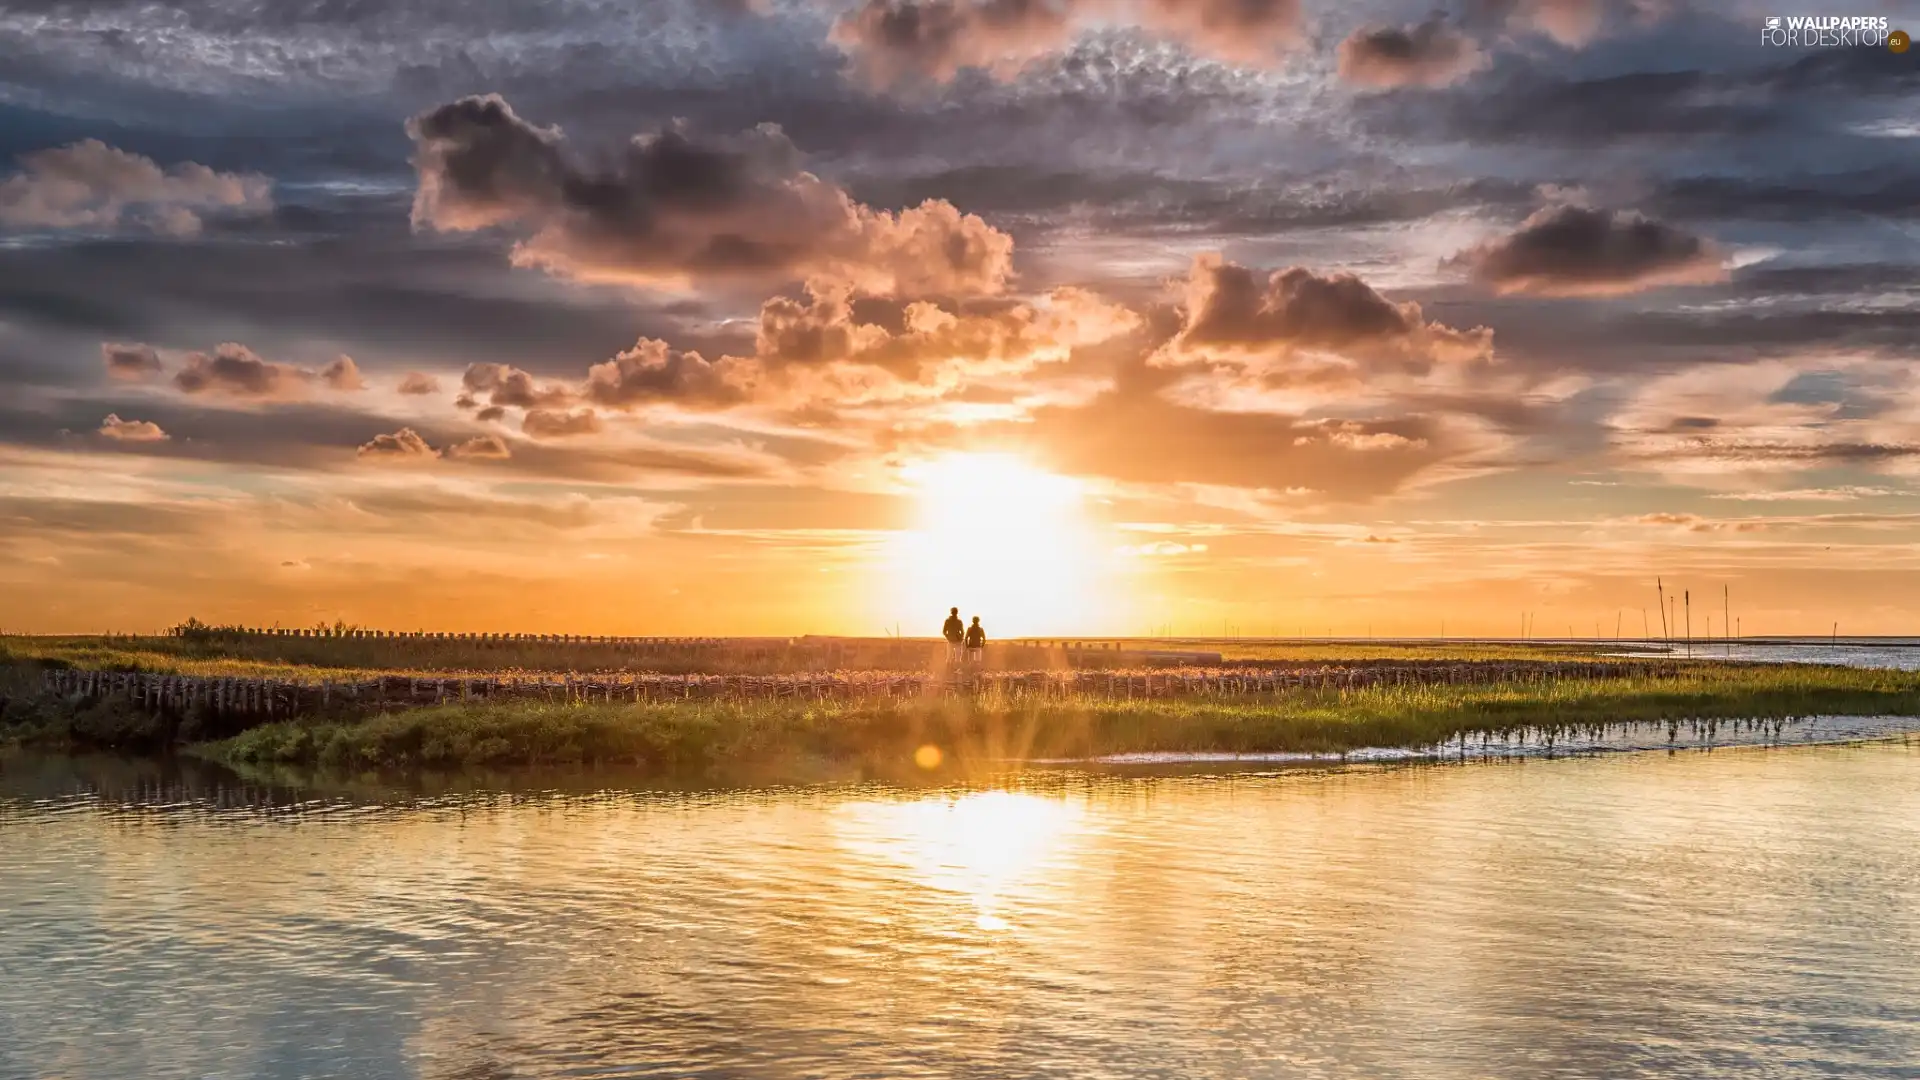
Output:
835,790,1088,933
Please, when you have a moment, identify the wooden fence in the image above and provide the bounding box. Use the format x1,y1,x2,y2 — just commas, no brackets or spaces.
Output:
36,661,1686,724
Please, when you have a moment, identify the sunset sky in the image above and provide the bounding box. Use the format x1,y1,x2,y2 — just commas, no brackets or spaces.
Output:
3,0,1917,637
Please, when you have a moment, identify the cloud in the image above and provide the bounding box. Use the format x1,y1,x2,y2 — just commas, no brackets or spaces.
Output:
1120,540,1209,556
1449,206,1726,296
357,427,438,461
957,376,1456,500
1630,511,1771,533
830,0,1079,87
320,355,366,391
460,362,577,410
173,343,318,399
1141,0,1305,67
407,94,1013,297
161,340,378,399
1473,0,1639,47
0,140,271,236
445,433,512,459
1709,487,1896,503
1337,18,1487,89
1165,255,1492,378
101,342,162,381
97,414,168,442
584,339,755,410
755,282,1141,384
396,372,442,395
827,0,1302,85
522,408,604,437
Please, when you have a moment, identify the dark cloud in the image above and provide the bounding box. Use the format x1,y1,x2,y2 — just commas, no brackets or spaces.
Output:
96,413,167,441
1449,205,1725,296
101,341,161,380
1384,45,1918,149
0,213,711,373
356,427,437,460
1167,256,1492,376
152,342,373,400
1337,18,1487,90
461,361,577,410
0,139,271,235
1650,171,1920,223
406,94,1014,296
173,342,317,399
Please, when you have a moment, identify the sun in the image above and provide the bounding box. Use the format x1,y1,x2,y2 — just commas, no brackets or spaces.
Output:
878,453,1109,637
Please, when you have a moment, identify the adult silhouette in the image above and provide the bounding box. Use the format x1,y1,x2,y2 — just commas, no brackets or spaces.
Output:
942,607,965,662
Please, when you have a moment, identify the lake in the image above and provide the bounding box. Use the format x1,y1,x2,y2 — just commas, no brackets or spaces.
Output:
3,741,1918,1079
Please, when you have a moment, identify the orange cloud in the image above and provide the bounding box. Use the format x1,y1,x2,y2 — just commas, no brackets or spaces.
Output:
397,372,442,395
357,428,437,461
97,414,168,442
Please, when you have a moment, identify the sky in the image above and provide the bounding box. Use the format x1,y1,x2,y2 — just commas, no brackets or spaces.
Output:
2,0,1918,637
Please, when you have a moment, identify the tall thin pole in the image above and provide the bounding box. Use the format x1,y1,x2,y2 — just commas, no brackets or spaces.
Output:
1657,578,1668,641
1684,590,1692,658
1724,584,1731,658
1641,608,1649,638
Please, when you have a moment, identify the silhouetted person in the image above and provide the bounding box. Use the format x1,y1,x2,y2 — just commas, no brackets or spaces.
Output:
942,607,965,662
964,616,986,663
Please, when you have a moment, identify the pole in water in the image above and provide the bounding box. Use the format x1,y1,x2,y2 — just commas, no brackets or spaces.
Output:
1684,590,1691,658
1656,578,1668,642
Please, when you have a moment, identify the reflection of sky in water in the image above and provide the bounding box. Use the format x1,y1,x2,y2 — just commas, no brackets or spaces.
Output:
2,743,1918,1078
1615,639,1920,670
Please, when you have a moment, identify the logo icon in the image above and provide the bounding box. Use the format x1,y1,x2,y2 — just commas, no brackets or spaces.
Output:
1766,17,1781,29
1892,29,1911,52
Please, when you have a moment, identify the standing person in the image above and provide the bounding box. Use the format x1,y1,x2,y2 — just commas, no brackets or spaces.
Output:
942,607,965,663
964,616,986,664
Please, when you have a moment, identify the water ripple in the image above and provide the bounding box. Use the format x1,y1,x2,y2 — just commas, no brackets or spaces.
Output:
1,742,1917,1078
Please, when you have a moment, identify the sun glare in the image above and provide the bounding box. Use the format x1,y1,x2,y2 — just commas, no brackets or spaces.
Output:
881,453,1110,636
836,791,1088,933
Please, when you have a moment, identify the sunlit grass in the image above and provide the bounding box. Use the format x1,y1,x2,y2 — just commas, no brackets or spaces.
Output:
196,664,1920,772
0,633,1626,682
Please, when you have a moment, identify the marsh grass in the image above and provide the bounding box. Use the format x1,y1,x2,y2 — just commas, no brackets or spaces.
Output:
0,634,1626,682
201,664,1920,772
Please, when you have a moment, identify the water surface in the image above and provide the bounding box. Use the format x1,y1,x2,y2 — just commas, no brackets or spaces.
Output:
3,743,1917,1079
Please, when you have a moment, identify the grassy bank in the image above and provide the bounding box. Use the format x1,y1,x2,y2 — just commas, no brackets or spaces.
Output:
193,664,1920,772
0,634,1624,683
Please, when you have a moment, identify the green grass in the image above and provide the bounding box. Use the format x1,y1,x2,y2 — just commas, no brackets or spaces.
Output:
195,664,1920,773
